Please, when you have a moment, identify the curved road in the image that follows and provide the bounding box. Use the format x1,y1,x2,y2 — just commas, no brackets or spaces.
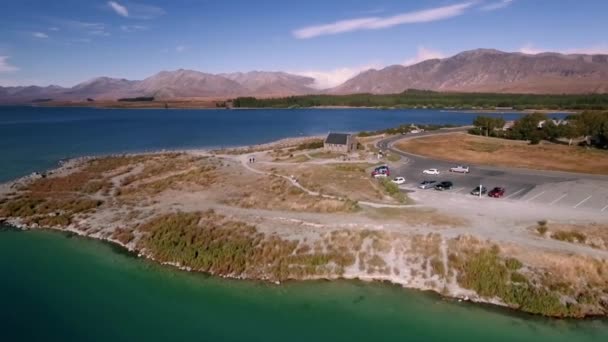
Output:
377,128,608,213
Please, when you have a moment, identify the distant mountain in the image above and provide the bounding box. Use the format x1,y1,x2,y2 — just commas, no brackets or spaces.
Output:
329,49,608,94
220,71,316,96
133,69,248,98
65,77,139,99
0,69,317,103
0,85,66,103
2,48,608,104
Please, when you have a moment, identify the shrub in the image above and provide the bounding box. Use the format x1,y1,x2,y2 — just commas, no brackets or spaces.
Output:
505,258,523,270
137,212,356,281
552,230,586,243
295,140,324,150
380,179,406,203
452,248,570,317
112,228,135,244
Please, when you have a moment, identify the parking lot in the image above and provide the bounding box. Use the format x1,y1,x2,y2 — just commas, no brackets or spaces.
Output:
379,131,608,214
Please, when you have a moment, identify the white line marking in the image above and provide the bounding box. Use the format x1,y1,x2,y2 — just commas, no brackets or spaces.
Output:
573,196,592,208
549,194,567,205
453,187,465,193
602,204,608,212
525,191,546,202
505,188,525,199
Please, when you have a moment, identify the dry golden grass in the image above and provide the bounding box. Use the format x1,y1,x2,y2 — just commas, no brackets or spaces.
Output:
222,174,359,213
395,133,608,174
362,207,468,227
309,151,343,159
532,223,608,250
269,163,393,204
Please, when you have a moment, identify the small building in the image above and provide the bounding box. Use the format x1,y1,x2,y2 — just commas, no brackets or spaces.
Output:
502,120,515,131
324,133,357,153
538,119,569,129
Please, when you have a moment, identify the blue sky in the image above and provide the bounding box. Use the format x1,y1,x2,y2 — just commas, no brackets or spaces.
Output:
1,0,607,87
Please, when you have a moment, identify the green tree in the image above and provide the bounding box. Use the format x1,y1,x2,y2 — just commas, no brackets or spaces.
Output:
510,113,547,141
473,116,506,136
542,120,561,141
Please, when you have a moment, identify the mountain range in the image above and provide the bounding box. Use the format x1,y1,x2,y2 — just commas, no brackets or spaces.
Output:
2,49,607,103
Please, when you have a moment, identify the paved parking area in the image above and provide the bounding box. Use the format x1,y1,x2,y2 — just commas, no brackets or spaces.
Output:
400,177,608,213
381,131,608,214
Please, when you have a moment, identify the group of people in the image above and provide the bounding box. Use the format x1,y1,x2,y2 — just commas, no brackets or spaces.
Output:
248,156,256,163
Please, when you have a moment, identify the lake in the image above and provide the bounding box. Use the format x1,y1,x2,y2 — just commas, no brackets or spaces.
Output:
2,106,598,342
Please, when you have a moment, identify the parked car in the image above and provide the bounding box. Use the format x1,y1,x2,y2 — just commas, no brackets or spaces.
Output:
423,168,440,175
470,185,487,196
418,180,437,189
391,177,406,185
434,181,453,191
488,187,506,198
371,169,389,178
450,165,470,173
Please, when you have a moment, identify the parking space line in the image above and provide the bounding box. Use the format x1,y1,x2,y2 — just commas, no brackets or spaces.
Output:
452,187,465,193
549,194,567,205
525,191,545,202
601,204,608,212
573,196,592,208
505,188,525,199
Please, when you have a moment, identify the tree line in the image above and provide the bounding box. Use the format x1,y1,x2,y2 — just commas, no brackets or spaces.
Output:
470,112,608,148
232,90,608,110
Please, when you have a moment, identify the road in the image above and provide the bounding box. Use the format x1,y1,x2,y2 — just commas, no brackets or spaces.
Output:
377,128,608,213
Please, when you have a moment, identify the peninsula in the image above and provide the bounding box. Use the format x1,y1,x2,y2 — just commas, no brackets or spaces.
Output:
1,130,607,318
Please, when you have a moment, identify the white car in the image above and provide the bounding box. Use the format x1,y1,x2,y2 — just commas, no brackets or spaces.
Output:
391,177,406,185
373,173,388,179
423,168,440,175
450,165,470,173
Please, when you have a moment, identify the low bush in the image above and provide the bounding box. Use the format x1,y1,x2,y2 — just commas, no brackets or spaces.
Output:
452,247,572,317
295,140,324,150
137,211,356,280
380,179,406,203
552,230,587,243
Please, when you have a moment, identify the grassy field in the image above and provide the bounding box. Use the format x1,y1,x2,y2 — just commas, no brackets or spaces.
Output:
395,133,608,175
260,162,397,204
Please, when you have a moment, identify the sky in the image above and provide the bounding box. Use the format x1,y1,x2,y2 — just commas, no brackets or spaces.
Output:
1,0,607,88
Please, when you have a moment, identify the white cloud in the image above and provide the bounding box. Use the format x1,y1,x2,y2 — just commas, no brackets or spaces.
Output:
108,1,129,17
54,19,105,33
33,32,48,39
90,30,110,36
402,46,445,66
293,62,383,89
0,56,18,73
519,43,608,55
121,24,147,32
128,3,165,19
106,2,165,19
480,0,514,11
293,2,474,39
293,47,448,89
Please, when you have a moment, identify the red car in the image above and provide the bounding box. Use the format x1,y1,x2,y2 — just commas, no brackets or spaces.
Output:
371,169,390,178
488,187,506,198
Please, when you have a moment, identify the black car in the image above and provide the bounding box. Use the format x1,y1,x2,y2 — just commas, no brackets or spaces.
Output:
434,181,453,191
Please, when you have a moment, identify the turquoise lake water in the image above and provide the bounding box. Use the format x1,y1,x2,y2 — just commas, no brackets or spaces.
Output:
1,106,599,341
